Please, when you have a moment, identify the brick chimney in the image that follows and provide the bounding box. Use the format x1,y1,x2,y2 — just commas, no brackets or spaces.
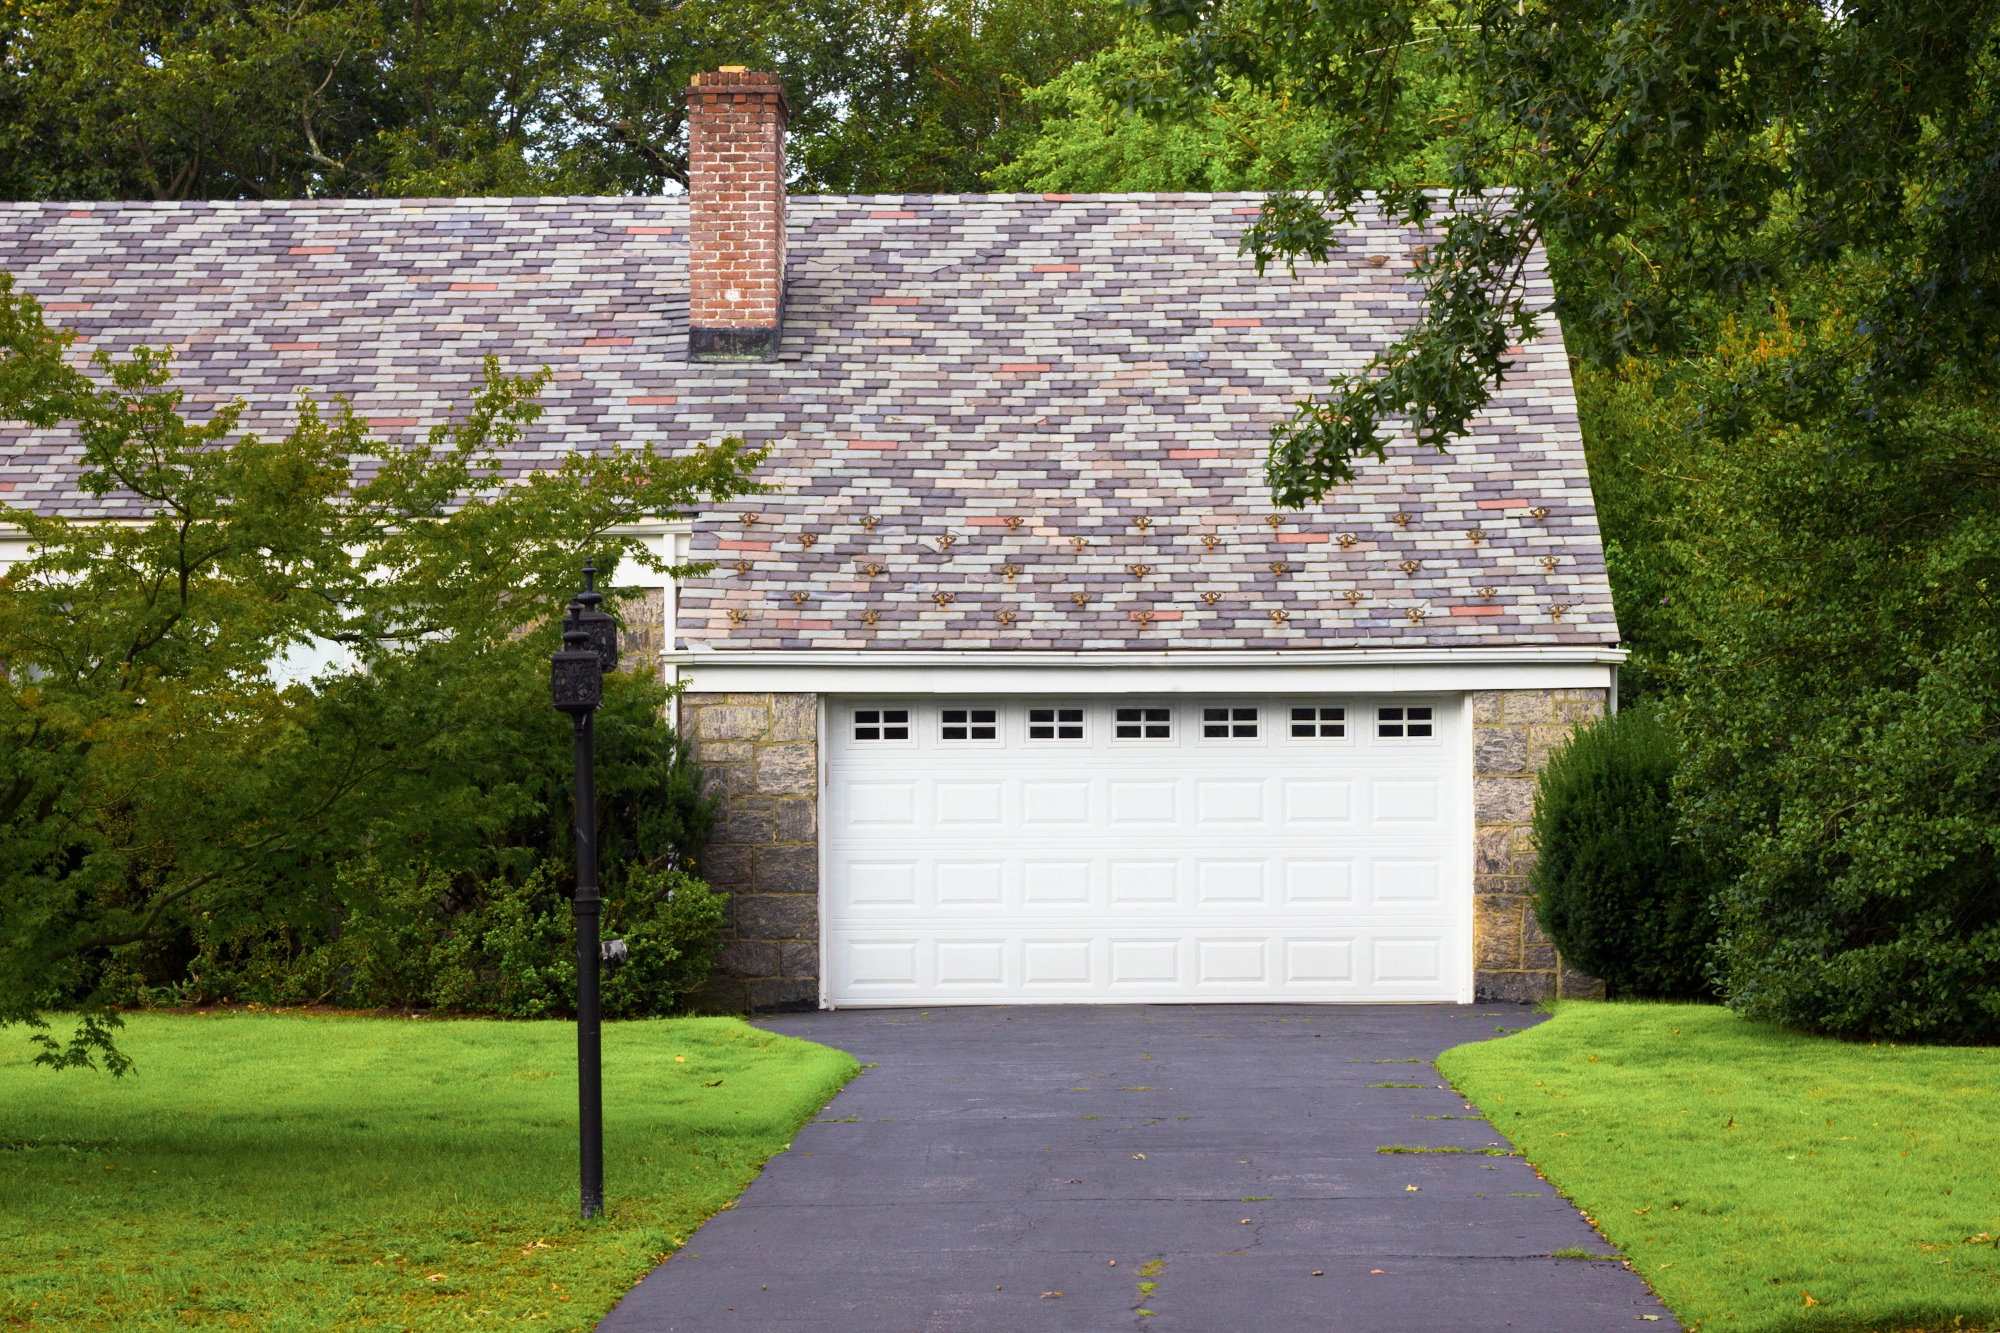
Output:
687,67,789,361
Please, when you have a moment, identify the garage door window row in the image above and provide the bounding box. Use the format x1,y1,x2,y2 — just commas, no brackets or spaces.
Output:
851,702,1439,745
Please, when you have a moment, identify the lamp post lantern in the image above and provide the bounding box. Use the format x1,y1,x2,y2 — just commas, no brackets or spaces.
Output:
550,561,619,1221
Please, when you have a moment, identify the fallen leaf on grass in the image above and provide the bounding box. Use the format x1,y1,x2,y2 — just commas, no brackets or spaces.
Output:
426,1274,445,1282
705,1080,723,1087
1803,1293,1820,1308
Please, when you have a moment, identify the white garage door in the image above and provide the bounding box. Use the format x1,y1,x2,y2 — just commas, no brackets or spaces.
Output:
823,695,1470,1005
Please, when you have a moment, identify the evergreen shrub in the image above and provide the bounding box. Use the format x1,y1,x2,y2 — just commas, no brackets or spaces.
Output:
1530,704,1721,998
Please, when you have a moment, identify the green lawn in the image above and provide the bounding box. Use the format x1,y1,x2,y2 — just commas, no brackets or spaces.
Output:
0,1011,857,1332
1440,1002,2000,1333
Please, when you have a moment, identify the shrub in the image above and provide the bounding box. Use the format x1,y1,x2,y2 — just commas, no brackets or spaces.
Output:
1529,704,1721,998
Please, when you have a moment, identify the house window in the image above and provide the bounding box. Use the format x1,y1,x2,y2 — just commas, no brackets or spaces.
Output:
1028,706,1085,741
1202,706,1259,738
1114,706,1173,740
1291,706,1346,738
1377,705,1434,739
853,708,911,741
940,707,998,741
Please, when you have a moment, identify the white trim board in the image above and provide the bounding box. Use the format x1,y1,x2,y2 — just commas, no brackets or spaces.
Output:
667,647,1621,696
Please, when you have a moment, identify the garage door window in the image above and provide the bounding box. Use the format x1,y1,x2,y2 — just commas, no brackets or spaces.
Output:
852,708,911,741
1377,705,1434,739
1202,706,1260,739
940,707,999,742
1027,706,1085,741
1290,705,1347,738
1114,706,1173,740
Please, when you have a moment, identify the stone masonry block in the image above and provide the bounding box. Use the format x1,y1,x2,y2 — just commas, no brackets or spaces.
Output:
697,740,755,765
1474,873,1528,896
1559,966,1607,1000
1475,895,1524,970
1556,691,1607,723
1473,775,1536,825
717,797,774,846
780,941,819,980
1526,723,1574,771
755,742,817,796
1476,970,1555,1005
716,939,780,979
758,842,818,896
1473,726,1529,776
773,797,817,843
1475,825,1514,877
1471,690,1504,725
695,704,770,742
1501,690,1557,724
736,893,817,941
769,694,818,743
700,763,757,802
750,978,819,1012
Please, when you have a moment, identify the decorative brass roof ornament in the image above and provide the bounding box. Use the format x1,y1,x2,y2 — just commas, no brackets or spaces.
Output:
1070,536,1087,551
1001,563,1024,580
1529,506,1550,521
859,514,878,531
861,561,885,577
1468,530,1485,545
861,609,880,625
790,591,809,606
740,513,758,526
1265,515,1284,531
799,534,817,549
1345,590,1365,607
1269,608,1290,624
1070,591,1092,606
1133,609,1156,625
932,591,955,606
726,608,747,624
1549,602,1572,621
734,559,752,575
1128,564,1153,579
1476,586,1498,600
1336,533,1358,549
1393,512,1413,527
1133,516,1153,533
1202,535,1221,551
1200,591,1222,606
1539,554,1562,572
1005,516,1025,532
936,534,956,552
1406,606,1427,624
995,609,1017,626
1268,561,1291,576
1399,558,1422,575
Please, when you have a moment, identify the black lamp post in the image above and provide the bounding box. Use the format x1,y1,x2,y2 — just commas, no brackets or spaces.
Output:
550,561,619,1220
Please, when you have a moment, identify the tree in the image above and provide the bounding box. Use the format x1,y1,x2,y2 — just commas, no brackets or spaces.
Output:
1114,0,2000,506
0,274,763,1069
0,0,1120,201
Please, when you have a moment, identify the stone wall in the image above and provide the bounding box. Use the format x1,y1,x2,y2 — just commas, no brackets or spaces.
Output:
1472,687,1609,1003
678,692,819,1012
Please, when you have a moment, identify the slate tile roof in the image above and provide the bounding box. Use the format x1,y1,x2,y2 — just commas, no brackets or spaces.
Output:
0,193,1616,652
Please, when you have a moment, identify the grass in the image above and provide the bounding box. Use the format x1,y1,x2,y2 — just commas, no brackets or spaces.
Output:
1438,1001,2000,1333
0,1010,858,1332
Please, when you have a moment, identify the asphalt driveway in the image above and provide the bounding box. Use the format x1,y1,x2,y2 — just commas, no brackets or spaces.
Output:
598,1004,1679,1331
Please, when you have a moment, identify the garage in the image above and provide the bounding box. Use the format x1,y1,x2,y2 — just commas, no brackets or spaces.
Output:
822,695,1472,1005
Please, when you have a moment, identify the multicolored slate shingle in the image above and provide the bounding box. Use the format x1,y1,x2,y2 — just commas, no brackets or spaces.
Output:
0,192,1615,652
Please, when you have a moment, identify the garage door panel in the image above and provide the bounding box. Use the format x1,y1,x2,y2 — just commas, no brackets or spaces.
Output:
826,697,1468,1004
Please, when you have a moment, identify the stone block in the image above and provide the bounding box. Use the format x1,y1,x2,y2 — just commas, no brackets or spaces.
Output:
689,977,751,1016
750,978,819,1012
780,941,819,980
700,844,754,894
737,893,818,940
769,693,819,743
1475,825,1513,876
1473,775,1536,825
1473,726,1528,776
697,740,754,764
1470,690,1504,725
1475,895,1523,970
1556,692,1607,723
696,704,770,741
1502,690,1556,724
700,764,758,804
1559,965,1606,999
718,797,774,846
1522,930,1559,972
774,797,818,843
716,939,780,979
756,742,817,796
758,842,818,896
1475,970,1554,1005
1474,873,1528,896
1526,723,1574,772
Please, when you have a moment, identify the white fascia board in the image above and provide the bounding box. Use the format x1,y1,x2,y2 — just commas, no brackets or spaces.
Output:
665,645,1625,695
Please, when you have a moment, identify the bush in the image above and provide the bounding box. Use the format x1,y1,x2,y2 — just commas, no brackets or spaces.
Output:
1529,704,1721,998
